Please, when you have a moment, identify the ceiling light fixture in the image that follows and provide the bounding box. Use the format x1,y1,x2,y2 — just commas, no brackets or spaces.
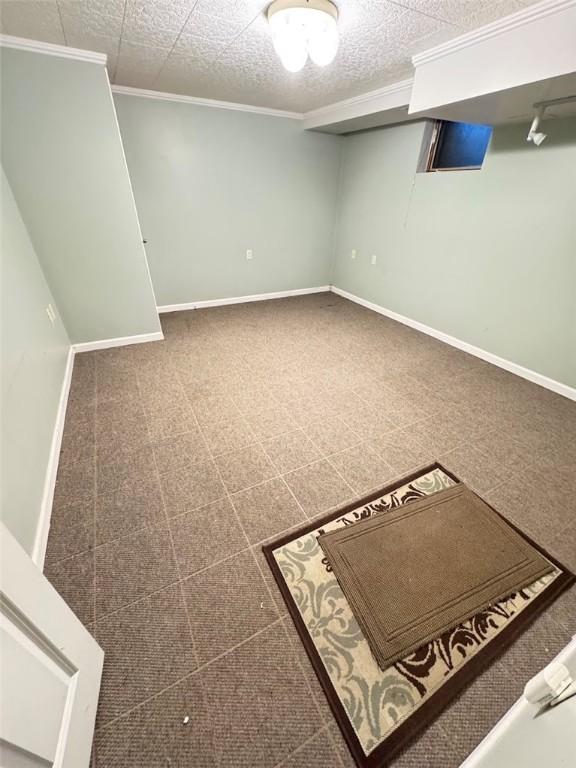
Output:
526,106,547,146
267,0,339,73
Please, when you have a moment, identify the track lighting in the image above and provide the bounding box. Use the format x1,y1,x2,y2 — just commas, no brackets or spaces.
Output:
526,107,547,146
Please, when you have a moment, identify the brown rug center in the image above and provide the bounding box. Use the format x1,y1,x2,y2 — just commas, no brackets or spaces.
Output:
318,483,554,670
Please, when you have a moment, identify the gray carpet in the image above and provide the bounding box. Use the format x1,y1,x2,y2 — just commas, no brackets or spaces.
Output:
44,292,576,768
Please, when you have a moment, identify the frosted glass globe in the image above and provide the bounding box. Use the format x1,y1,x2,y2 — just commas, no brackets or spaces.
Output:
268,4,339,73
308,15,339,66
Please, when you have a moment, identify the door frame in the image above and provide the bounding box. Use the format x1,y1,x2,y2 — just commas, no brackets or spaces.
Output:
1,522,103,767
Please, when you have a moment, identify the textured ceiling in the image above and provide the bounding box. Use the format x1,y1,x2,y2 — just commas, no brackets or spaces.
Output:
0,0,543,112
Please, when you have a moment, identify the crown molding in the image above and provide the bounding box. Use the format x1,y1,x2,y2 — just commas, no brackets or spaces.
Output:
111,84,303,119
303,78,413,129
304,78,414,120
412,0,575,66
0,33,107,64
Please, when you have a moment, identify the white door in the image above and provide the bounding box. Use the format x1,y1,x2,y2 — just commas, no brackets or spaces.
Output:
462,636,576,768
0,522,103,768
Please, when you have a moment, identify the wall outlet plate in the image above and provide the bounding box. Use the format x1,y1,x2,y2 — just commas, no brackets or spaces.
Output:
371,254,377,265
351,249,357,260
246,249,253,260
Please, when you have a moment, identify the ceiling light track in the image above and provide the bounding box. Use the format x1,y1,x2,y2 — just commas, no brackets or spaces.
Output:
527,95,576,146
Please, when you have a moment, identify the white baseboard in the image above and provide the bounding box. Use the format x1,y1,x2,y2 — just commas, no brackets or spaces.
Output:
33,330,164,567
33,346,75,570
72,330,164,353
331,285,576,402
157,286,330,313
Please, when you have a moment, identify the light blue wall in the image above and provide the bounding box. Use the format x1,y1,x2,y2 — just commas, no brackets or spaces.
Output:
1,167,71,556
114,94,342,305
333,118,576,388
1,47,161,343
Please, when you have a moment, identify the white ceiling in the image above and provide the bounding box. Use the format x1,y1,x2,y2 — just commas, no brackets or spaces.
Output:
0,0,544,112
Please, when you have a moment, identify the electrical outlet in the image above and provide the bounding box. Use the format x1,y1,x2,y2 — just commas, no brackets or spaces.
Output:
371,254,377,266
246,249,253,260
46,304,56,324
351,249,357,260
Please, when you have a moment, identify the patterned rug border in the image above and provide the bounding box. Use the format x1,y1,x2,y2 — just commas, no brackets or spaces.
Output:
262,462,575,768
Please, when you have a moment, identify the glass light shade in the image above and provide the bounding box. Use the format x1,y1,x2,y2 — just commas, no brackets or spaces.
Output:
308,13,338,66
278,43,308,72
268,4,339,73
269,9,308,72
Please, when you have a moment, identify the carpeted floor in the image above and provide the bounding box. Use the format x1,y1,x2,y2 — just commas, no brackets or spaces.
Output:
44,292,576,768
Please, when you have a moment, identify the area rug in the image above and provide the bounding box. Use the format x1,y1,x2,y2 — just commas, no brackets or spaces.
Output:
262,463,574,768
318,483,554,670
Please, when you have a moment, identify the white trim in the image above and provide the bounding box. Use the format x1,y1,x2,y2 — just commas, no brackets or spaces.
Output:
0,34,107,65
71,331,164,353
111,84,303,120
330,286,576,401
412,0,575,66
32,347,75,570
158,286,330,313
303,79,413,130
305,79,413,121
104,70,163,322
461,635,576,767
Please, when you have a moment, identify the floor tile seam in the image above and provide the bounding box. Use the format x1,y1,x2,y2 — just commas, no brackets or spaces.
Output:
306,415,366,454
462,451,530,496
229,382,287,414
271,723,332,768
327,459,401,500
302,416,363,464
299,431,358,500
258,428,318,472
205,430,262,461
45,534,94,569
471,427,529,460
177,407,283,680
178,369,247,424
159,438,341,521
93,615,286,736
178,542,253,581
276,613,336,731
94,370,142,417
205,428,285,628
172,497,317,575
193,411,301,657
149,443,202,671
263,473,311,534
59,408,96,437
370,411,435,444
192,404,265,474
51,503,204,566
102,396,168,546
326,436,397,465
94,391,143,410
551,516,576,543
324,726,350,768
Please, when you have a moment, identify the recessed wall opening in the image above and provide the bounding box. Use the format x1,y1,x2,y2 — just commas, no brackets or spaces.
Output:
421,119,493,172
